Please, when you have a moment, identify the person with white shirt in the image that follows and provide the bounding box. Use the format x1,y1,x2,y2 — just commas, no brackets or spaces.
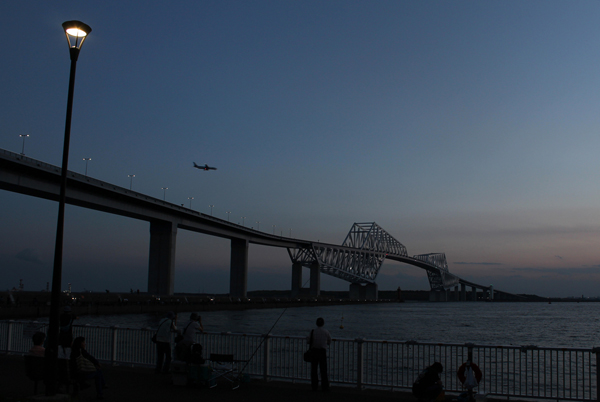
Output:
308,317,331,392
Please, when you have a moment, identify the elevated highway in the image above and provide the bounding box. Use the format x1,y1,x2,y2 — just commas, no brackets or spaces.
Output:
0,148,513,300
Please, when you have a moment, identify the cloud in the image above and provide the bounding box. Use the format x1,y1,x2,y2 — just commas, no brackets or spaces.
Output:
453,262,503,266
511,266,600,275
15,248,43,264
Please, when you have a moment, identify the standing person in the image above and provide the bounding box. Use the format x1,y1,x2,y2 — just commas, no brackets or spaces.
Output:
308,317,332,392
155,311,177,374
182,312,204,342
70,336,107,399
412,362,444,402
59,306,78,348
176,312,204,362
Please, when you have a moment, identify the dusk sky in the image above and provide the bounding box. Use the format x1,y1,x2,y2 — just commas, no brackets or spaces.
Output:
2,1,600,298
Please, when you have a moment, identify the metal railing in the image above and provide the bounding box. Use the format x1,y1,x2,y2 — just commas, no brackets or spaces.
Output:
2,320,598,401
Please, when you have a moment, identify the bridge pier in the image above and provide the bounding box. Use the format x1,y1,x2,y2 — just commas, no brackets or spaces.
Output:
471,286,477,301
348,283,378,300
291,262,302,298
147,220,177,295
454,286,459,301
460,284,466,301
230,238,249,299
309,262,320,296
429,290,448,302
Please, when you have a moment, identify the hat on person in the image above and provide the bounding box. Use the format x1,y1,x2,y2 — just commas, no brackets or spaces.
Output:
63,306,72,312
190,312,198,321
167,311,175,319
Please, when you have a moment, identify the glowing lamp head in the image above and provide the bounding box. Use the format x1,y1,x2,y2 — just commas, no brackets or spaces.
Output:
62,20,92,51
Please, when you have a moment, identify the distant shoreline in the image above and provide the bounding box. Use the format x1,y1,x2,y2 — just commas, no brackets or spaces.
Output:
0,290,400,320
0,290,594,320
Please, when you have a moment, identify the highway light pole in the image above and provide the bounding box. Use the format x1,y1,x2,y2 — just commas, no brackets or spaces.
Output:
20,134,29,155
47,20,92,396
83,157,91,176
161,187,168,201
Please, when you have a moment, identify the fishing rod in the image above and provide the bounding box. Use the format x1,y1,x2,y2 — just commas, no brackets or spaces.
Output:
236,277,311,379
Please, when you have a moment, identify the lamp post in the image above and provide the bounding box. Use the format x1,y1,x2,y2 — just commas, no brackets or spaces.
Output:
128,174,135,190
241,216,246,226
188,197,194,209
19,134,29,155
209,204,214,215
256,221,260,231
272,224,276,235
83,157,91,176
226,211,231,221
161,187,168,201
47,20,91,396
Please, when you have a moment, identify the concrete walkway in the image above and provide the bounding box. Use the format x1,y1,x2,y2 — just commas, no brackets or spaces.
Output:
1,354,415,402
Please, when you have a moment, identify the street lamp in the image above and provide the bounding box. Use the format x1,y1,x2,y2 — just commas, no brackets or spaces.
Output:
226,211,231,221
256,221,260,231
272,224,276,235
19,134,29,155
188,197,194,209
241,216,246,226
161,187,168,201
209,205,214,216
128,174,135,190
47,20,92,396
83,158,91,176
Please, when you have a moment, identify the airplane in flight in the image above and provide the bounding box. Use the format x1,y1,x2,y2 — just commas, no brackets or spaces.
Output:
193,162,217,171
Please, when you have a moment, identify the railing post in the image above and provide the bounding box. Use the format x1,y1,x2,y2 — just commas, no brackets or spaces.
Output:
262,334,271,381
593,348,600,402
111,326,119,364
6,320,14,354
465,343,475,402
356,338,365,389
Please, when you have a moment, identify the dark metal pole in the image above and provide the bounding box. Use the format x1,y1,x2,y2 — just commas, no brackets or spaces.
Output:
45,46,80,396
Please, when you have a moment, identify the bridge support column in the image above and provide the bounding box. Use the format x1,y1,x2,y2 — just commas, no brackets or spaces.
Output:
454,286,459,301
471,287,477,301
460,284,466,301
365,283,378,301
349,283,362,299
230,238,249,299
148,220,177,295
291,262,302,298
429,290,448,302
489,285,494,300
309,262,320,296
349,283,378,300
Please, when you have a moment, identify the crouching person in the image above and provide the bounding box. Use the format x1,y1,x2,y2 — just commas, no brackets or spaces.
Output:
412,362,444,402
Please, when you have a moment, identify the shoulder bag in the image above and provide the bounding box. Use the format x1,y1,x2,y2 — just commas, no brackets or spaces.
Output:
76,354,97,372
303,330,317,363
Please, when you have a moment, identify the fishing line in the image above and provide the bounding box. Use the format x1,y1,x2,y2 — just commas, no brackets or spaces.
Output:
237,277,311,378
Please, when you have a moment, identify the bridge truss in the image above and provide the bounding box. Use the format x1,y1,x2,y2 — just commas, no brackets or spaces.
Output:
288,222,459,290
413,253,459,290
